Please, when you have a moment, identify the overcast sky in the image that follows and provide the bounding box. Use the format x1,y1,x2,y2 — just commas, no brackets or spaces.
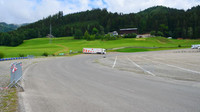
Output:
0,0,200,24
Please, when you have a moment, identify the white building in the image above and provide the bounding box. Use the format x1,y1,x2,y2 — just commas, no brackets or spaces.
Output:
108,31,118,36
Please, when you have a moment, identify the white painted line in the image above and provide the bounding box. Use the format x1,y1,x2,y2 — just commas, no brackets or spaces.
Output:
112,56,118,69
127,57,156,76
142,57,200,74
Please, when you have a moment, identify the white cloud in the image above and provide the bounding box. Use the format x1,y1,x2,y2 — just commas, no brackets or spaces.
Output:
0,0,199,24
0,0,35,24
104,0,200,13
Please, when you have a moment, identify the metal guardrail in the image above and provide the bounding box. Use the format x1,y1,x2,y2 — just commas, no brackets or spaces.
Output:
0,55,34,61
0,57,28,61
8,62,23,88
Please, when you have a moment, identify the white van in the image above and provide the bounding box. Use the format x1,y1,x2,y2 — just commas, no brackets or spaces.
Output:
191,44,200,49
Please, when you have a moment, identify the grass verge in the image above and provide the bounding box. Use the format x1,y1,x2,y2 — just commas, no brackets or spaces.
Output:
114,47,189,52
0,88,18,112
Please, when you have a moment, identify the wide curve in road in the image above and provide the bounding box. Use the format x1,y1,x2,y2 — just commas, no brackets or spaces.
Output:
19,51,200,112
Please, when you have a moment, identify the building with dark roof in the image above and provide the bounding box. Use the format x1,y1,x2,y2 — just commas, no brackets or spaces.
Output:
119,28,138,35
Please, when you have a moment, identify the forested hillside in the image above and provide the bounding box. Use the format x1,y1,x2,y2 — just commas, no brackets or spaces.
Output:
0,22,19,32
0,5,200,46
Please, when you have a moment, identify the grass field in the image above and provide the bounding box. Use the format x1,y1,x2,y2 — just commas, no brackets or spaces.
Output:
0,36,199,58
114,47,189,52
0,88,18,112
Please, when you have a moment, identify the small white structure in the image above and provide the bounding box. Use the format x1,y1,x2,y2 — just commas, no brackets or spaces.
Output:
191,44,200,49
168,37,172,39
136,33,151,38
108,31,118,36
47,34,54,38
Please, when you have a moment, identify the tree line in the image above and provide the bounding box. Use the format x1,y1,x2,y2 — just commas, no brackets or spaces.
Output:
0,5,200,46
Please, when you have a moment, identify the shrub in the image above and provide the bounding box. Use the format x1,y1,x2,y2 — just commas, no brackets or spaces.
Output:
124,33,137,38
0,52,4,58
102,34,122,41
42,52,48,57
156,31,164,36
19,54,25,57
84,30,90,40
95,33,101,39
92,27,99,35
178,45,181,47
150,31,156,36
87,35,95,41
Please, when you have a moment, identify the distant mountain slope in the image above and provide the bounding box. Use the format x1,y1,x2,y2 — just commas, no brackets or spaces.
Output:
0,22,19,32
0,22,29,32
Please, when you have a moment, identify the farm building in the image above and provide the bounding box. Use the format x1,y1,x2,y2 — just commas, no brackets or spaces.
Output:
119,28,138,35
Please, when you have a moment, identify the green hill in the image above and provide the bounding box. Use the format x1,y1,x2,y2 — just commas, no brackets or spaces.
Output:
0,37,199,58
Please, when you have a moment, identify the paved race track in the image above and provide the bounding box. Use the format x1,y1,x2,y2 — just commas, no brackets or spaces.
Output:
19,50,200,112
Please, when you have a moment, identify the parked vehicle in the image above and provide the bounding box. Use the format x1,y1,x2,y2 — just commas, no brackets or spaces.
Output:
191,44,200,49
83,48,106,54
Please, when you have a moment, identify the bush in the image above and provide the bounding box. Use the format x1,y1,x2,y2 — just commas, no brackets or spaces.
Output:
156,31,164,36
102,34,122,41
150,31,156,36
84,30,90,40
0,52,4,58
178,45,181,47
89,35,95,41
19,54,25,57
87,34,95,41
124,33,137,38
104,34,111,40
42,52,48,57
95,33,101,39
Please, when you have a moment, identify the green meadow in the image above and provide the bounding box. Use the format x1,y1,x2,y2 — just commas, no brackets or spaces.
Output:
0,36,199,58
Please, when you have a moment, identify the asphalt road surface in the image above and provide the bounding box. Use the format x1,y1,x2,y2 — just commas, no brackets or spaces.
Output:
19,50,200,112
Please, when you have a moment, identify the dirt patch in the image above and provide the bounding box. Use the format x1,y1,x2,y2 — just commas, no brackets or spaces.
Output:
54,44,69,55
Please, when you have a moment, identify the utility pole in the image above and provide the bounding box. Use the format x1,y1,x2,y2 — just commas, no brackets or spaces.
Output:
50,22,52,36
49,17,52,44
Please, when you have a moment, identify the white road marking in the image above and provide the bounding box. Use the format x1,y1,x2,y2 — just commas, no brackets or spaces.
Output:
142,57,200,74
155,57,198,67
112,56,118,68
127,57,156,76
